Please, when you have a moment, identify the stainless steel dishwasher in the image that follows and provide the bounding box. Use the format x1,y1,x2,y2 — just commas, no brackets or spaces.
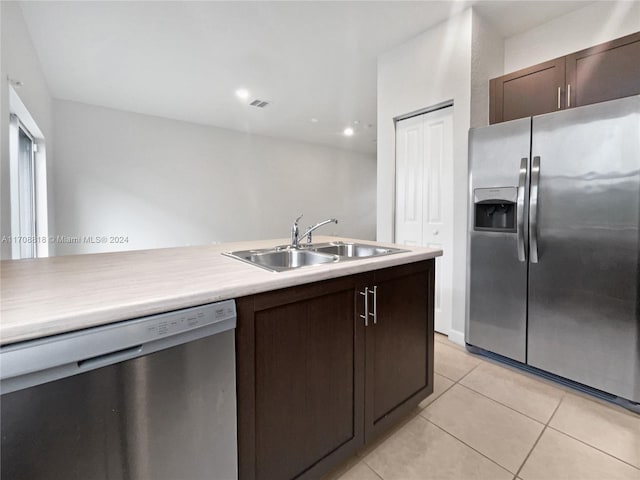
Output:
0,299,238,480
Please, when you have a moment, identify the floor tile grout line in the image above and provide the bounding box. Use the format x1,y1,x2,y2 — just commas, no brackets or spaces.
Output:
419,375,459,411
356,406,427,461
464,352,598,401
455,361,483,384
545,425,640,471
402,341,640,478
437,357,555,427
434,369,462,383
427,362,482,408
453,353,570,425
467,354,640,420
339,341,638,480
458,351,639,422
443,363,480,387
419,416,516,476
434,339,484,383
546,393,640,471
455,381,556,426
362,461,385,480
467,356,570,395
445,367,564,479
512,395,566,479
435,345,573,478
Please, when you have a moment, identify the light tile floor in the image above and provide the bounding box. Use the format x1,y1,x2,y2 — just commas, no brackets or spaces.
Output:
324,333,640,480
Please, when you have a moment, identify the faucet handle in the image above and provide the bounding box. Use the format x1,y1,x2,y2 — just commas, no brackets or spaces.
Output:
291,214,303,248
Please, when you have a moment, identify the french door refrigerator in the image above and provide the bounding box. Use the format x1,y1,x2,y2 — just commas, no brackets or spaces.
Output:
467,95,640,408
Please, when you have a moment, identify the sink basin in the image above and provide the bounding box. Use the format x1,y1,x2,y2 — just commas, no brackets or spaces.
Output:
310,242,401,258
224,242,408,272
224,248,338,272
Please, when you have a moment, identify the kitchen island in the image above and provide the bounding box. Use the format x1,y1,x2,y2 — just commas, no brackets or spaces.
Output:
1,237,442,480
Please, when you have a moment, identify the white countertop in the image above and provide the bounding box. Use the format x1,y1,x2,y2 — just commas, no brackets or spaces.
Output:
0,236,442,345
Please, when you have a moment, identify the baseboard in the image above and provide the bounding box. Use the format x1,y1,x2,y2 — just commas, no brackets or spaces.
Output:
446,328,465,346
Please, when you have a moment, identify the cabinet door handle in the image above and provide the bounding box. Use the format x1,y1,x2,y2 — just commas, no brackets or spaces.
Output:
557,87,561,109
567,84,571,107
359,287,369,327
369,286,377,324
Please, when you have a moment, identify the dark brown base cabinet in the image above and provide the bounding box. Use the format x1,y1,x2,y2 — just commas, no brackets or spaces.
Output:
236,260,435,480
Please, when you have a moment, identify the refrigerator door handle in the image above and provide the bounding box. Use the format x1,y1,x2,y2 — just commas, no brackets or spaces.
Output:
530,156,541,263
517,157,528,262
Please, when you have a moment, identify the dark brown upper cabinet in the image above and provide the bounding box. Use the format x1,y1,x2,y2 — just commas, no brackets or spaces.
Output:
566,32,640,108
490,31,640,124
490,57,566,124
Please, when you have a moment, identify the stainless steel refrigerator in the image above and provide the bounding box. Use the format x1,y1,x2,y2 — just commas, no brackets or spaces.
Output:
466,95,640,408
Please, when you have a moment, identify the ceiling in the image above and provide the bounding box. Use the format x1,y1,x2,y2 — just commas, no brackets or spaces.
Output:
19,1,591,154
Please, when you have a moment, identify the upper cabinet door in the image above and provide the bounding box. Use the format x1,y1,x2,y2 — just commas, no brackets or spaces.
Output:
566,32,640,108
490,57,566,124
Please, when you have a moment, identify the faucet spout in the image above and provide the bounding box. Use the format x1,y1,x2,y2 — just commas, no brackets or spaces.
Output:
299,218,338,245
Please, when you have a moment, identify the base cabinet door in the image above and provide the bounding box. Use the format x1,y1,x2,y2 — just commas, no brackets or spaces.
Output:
236,276,365,480
236,260,435,480
363,261,435,441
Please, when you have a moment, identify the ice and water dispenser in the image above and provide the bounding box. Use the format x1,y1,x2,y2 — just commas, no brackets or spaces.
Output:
473,187,517,232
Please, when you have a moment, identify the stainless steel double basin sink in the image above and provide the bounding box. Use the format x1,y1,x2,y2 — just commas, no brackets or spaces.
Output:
224,242,408,272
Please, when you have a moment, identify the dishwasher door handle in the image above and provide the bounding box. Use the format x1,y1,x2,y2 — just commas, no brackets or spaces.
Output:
77,345,143,370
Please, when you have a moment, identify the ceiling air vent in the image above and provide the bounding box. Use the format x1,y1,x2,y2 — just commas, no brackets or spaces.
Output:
249,99,270,108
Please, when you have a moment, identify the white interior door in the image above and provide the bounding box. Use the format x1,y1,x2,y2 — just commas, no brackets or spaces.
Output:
394,115,423,247
395,107,453,335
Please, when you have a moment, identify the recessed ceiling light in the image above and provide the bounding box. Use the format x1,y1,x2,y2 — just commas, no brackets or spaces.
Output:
235,88,250,100
310,118,319,123
343,127,354,136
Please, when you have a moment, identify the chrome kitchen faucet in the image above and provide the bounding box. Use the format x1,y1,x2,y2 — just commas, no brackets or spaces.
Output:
290,214,338,248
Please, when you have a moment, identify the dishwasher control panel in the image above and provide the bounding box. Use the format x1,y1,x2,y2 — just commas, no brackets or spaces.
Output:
147,302,235,338
1,299,237,395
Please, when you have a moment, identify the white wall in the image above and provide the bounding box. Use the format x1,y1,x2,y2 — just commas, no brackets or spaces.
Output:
52,100,376,255
471,11,504,128
1,1,54,259
377,9,472,343
505,1,640,73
